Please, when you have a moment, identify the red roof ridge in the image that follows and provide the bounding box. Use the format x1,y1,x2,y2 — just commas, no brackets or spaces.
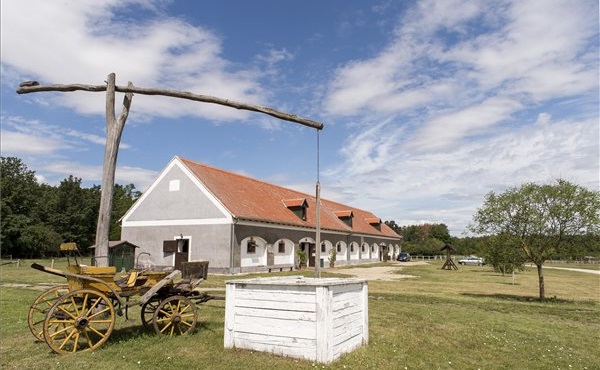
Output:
178,156,309,198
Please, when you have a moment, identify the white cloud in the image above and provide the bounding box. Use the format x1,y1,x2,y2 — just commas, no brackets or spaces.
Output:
1,0,266,122
323,0,597,146
408,96,523,151
39,161,157,190
324,113,598,234
320,0,598,233
0,115,129,156
0,130,62,155
115,166,159,191
256,48,295,66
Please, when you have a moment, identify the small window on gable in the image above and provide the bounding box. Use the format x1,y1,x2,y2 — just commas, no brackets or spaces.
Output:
335,210,354,228
283,198,308,221
169,179,180,192
247,238,257,254
278,241,285,254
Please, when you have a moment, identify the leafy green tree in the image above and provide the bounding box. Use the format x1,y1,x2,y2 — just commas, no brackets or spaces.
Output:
1,156,142,258
1,157,40,256
484,234,527,275
394,223,452,255
48,176,98,252
430,224,451,244
384,220,400,234
471,179,600,301
20,224,63,258
110,183,140,240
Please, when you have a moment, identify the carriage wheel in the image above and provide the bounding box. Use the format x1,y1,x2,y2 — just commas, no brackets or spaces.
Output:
140,298,160,329
43,289,115,354
28,285,69,340
152,295,197,336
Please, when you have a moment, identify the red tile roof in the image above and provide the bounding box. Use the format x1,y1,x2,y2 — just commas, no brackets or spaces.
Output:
179,157,400,240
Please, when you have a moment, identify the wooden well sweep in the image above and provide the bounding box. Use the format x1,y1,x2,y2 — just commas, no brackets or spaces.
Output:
224,276,368,363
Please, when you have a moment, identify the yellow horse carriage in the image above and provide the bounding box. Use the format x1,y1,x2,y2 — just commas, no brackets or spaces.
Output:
27,243,210,354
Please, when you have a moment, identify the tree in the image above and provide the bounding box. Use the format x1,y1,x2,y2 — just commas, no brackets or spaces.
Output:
20,224,63,258
430,224,451,244
110,183,141,240
484,234,527,275
0,157,40,256
471,179,600,301
48,176,99,252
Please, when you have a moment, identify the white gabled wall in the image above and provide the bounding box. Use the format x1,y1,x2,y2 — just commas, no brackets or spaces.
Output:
121,156,233,227
120,157,235,270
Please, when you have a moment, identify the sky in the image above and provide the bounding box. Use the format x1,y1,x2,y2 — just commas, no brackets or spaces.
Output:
1,0,598,236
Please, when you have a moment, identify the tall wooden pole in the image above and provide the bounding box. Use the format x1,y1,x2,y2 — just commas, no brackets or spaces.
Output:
17,74,322,266
94,74,133,266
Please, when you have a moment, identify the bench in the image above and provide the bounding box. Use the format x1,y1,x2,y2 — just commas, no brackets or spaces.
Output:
267,264,294,273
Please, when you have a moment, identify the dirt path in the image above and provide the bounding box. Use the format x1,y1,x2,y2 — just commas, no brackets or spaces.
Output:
539,266,600,275
1,262,428,292
328,261,428,281
0,282,64,291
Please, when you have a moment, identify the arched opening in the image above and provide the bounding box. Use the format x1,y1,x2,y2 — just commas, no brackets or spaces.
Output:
299,237,316,267
273,238,295,265
241,236,267,268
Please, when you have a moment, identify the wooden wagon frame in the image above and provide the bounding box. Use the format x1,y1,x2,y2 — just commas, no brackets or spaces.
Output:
28,243,211,354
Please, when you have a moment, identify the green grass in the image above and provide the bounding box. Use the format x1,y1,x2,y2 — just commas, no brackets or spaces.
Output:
1,260,598,370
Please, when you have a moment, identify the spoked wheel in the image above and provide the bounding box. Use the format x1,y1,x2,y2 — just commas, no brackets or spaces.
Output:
140,298,160,329
152,295,197,336
28,285,69,340
43,289,115,354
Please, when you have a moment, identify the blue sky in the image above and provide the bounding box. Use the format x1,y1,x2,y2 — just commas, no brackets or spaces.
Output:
1,0,598,235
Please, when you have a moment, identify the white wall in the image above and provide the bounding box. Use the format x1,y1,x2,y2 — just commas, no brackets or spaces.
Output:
273,239,295,265
349,242,360,261
335,241,347,262
241,237,267,267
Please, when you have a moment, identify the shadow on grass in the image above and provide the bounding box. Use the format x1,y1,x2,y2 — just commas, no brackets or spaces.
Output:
461,292,574,304
106,319,213,345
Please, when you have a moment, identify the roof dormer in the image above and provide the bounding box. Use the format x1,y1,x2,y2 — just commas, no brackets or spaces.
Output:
283,198,309,220
366,217,382,231
335,210,354,227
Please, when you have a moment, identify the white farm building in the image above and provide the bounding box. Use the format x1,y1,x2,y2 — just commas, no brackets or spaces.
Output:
120,156,401,274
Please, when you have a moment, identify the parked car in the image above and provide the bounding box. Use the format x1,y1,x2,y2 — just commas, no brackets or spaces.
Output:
458,255,485,266
397,252,411,262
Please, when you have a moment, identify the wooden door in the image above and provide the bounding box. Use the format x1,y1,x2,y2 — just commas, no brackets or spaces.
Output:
174,239,189,271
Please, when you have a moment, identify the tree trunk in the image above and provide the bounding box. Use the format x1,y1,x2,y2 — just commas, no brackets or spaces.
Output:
536,263,545,301
94,74,133,266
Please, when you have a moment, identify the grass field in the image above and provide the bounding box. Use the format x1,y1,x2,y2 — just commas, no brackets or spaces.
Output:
1,260,598,370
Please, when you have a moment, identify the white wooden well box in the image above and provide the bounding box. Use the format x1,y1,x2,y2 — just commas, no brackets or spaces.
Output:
224,276,368,363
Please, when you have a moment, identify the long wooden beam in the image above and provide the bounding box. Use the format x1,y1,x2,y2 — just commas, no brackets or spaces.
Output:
17,83,324,130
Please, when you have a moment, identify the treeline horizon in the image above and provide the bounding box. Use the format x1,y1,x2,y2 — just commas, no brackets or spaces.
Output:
2,156,598,260
1,157,139,258
385,221,600,260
